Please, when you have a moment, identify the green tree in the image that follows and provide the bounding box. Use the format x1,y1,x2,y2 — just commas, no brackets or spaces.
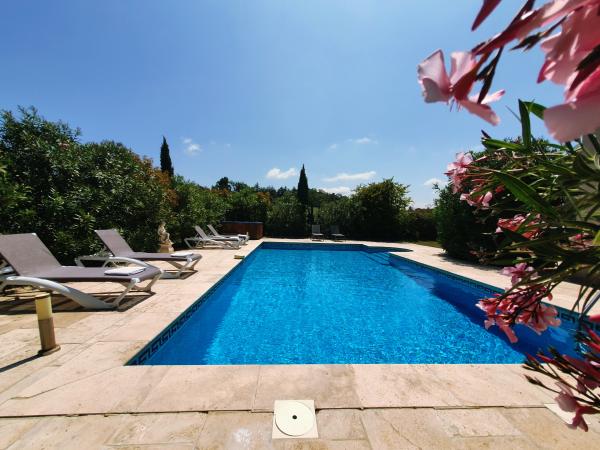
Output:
213,176,231,191
297,164,309,206
160,136,174,177
353,179,411,241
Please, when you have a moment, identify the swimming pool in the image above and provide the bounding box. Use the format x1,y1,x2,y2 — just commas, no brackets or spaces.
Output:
131,243,579,365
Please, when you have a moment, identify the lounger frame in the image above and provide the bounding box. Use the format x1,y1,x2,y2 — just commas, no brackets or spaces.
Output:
0,256,161,310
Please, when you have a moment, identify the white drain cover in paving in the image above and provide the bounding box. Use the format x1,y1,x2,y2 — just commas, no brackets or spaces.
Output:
272,400,318,439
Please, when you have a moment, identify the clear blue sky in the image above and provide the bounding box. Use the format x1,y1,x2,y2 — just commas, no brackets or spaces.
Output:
1,1,563,206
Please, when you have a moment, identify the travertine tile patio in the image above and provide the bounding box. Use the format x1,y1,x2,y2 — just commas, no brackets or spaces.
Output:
0,238,598,448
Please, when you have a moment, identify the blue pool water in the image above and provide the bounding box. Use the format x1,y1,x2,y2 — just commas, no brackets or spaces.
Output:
136,243,578,365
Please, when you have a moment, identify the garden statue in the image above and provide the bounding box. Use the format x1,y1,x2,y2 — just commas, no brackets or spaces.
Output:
157,221,174,253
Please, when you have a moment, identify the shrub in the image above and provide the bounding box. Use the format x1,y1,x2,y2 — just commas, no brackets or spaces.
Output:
0,107,171,262
400,208,437,242
224,187,271,223
265,192,306,237
352,179,411,241
434,184,496,261
168,176,228,245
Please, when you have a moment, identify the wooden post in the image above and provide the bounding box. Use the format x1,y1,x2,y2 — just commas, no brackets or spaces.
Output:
33,292,60,356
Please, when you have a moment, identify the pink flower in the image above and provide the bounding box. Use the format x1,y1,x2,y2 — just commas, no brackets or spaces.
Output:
555,383,595,432
569,233,594,249
496,214,541,239
518,304,561,334
501,263,536,285
460,190,493,208
445,152,474,193
478,284,559,342
426,0,600,141
417,50,505,125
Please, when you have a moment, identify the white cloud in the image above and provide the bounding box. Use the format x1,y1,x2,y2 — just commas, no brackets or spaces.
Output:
320,186,353,196
328,143,338,150
424,177,445,187
323,171,376,183
348,137,378,145
182,137,201,156
266,167,298,180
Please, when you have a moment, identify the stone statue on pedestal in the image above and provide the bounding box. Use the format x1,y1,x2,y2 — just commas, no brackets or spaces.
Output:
157,221,174,253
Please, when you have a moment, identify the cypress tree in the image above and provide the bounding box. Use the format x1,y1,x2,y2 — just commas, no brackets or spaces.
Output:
297,164,309,206
160,136,174,177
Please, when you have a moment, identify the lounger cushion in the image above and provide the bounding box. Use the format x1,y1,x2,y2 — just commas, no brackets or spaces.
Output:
34,266,162,283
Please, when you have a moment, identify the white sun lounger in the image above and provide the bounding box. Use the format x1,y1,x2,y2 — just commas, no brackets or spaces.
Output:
184,226,241,249
207,224,249,245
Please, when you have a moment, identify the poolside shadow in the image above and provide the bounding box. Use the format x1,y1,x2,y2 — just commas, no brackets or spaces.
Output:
0,290,153,314
0,354,40,374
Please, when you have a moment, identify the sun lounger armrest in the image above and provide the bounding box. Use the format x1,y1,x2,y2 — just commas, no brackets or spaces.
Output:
105,257,154,268
75,255,153,269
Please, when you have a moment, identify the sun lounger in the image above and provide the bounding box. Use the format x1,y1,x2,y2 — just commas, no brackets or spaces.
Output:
207,224,249,245
311,224,325,241
184,226,241,249
0,233,162,309
77,229,202,279
330,225,345,241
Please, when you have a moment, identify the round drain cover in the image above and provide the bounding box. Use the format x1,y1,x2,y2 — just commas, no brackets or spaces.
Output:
274,401,315,436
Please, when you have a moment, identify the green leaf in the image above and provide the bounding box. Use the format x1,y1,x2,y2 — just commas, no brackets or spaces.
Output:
594,229,600,246
519,100,532,148
521,101,546,120
482,139,523,151
491,170,557,217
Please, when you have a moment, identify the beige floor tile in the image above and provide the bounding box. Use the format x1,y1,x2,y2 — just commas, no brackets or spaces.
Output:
0,343,80,404
12,340,146,398
451,435,538,449
136,366,260,412
501,407,600,450
0,417,40,449
353,364,460,407
102,444,195,449
316,409,366,440
360,408,449,449
108,412,206,445
279,440,371,450
425,364,554,406
56,313,124,344
253,365,361,411
435,408,522,437
6,414,124,450
195,411,277,450
0,366,152,415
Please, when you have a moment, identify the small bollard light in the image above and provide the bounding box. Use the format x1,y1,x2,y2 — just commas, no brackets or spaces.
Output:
33,292,60,356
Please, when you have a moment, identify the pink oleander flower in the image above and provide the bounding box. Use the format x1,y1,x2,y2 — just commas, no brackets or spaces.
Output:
478,284,559,342
501,262,536,285
445,152,474,193
417,50,505,125
460,190,493,208
555,382,596,432
569,233,594,249
496,214,541,239
423,0,600,141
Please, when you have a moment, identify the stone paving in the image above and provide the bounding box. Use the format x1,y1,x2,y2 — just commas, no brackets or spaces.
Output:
0,239,598,449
